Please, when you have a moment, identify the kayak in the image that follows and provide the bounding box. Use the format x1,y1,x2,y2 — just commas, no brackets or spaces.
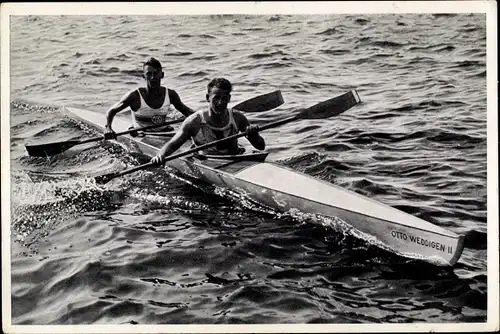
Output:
63,106,465,266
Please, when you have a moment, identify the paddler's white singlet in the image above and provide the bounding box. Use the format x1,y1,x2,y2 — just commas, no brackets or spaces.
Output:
191,108,243,155
130,88,172,132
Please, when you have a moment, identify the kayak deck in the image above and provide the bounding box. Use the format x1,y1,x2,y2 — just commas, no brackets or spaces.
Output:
232,162,465,265
63,106,465,266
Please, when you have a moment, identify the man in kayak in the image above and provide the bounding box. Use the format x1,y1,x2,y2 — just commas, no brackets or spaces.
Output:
151,77,264,164
103,57,194,139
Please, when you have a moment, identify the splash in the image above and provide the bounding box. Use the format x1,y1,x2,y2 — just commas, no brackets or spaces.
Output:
10,173,115,253
212,185,279,216
306,212,450,266
12,174,100,207
127,188,212,213
11,100,63,114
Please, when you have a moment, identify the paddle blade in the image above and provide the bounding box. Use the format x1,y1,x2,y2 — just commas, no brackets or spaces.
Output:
298,89,361,120
25,140,81,157
95,173,116,185
94,161,156,184
233,90,284,113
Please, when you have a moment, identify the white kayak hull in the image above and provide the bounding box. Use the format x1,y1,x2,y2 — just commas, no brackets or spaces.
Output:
64,107,465,266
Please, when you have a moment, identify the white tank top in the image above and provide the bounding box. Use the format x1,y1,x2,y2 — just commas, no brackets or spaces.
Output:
191,108,242,155
130,88,172,131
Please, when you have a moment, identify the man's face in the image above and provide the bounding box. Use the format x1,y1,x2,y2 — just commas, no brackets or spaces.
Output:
143,65,163,89
207,87,231,114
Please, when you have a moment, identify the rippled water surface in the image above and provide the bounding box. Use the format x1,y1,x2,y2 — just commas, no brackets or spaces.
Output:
8,13,489,326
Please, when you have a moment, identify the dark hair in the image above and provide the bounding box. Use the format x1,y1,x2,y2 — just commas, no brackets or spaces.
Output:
207,78,232,93
143,57,162,71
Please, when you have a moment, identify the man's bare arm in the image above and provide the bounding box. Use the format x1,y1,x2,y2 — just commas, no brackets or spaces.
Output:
233,110,266,151
105,91,137,128
153,113,201,163
169,89,195,117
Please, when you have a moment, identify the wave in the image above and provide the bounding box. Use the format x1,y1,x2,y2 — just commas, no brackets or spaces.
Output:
342,132,400,145
371,40,404,48
458,26,483,33
279,31,298,37
459,48,486,57
242,27,265,31
435,45,456,52
190,55,217,61
349,178,396,197
463,230,487,250
236,61,292,70
322,143,353,152
103,67,120,73
178,33,216,39
354,38,405,50
408,44,456,52
451,60,484,68
302,159,351,178
356,112,402,120
354,18,369,25
338,128,484,148
432,13,458,18
119,69,143,77
316,28,338,35
406,56,439,65
106,54,131,61
342,57,377,65
469,70,486,78
177,70,210,77
427,131,485,144
279,151,323,166
200,34,217,39
164,51,193,57
12,123,62,140
391,99,467,112
303,81,340,89
248,50,289,59
319,49,350,56
82,59,101,65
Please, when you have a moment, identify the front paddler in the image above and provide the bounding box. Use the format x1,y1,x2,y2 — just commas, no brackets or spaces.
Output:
104,57,194,139
151,77,265,165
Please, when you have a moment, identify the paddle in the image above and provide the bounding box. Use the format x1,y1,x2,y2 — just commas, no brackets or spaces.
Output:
24,90,284,157
95,89,361,185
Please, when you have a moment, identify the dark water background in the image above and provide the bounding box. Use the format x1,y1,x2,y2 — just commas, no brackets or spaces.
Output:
9,14,488,325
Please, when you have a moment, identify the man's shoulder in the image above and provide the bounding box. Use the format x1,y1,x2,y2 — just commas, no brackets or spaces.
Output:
167,88,178,96
184,110,203,124
179,110,202,135
115,88,140,110
231,108,247,116
231,108,248,124
124,88,140,100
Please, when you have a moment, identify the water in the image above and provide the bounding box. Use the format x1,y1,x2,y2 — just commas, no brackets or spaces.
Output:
8,13,489,327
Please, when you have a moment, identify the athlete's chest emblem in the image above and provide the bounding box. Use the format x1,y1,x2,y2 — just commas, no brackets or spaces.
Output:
151,115,165,124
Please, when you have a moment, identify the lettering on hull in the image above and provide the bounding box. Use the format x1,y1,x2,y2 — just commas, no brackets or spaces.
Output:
391,230,453,254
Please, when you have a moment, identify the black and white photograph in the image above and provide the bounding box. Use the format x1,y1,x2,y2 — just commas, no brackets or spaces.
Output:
1,1,498,333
